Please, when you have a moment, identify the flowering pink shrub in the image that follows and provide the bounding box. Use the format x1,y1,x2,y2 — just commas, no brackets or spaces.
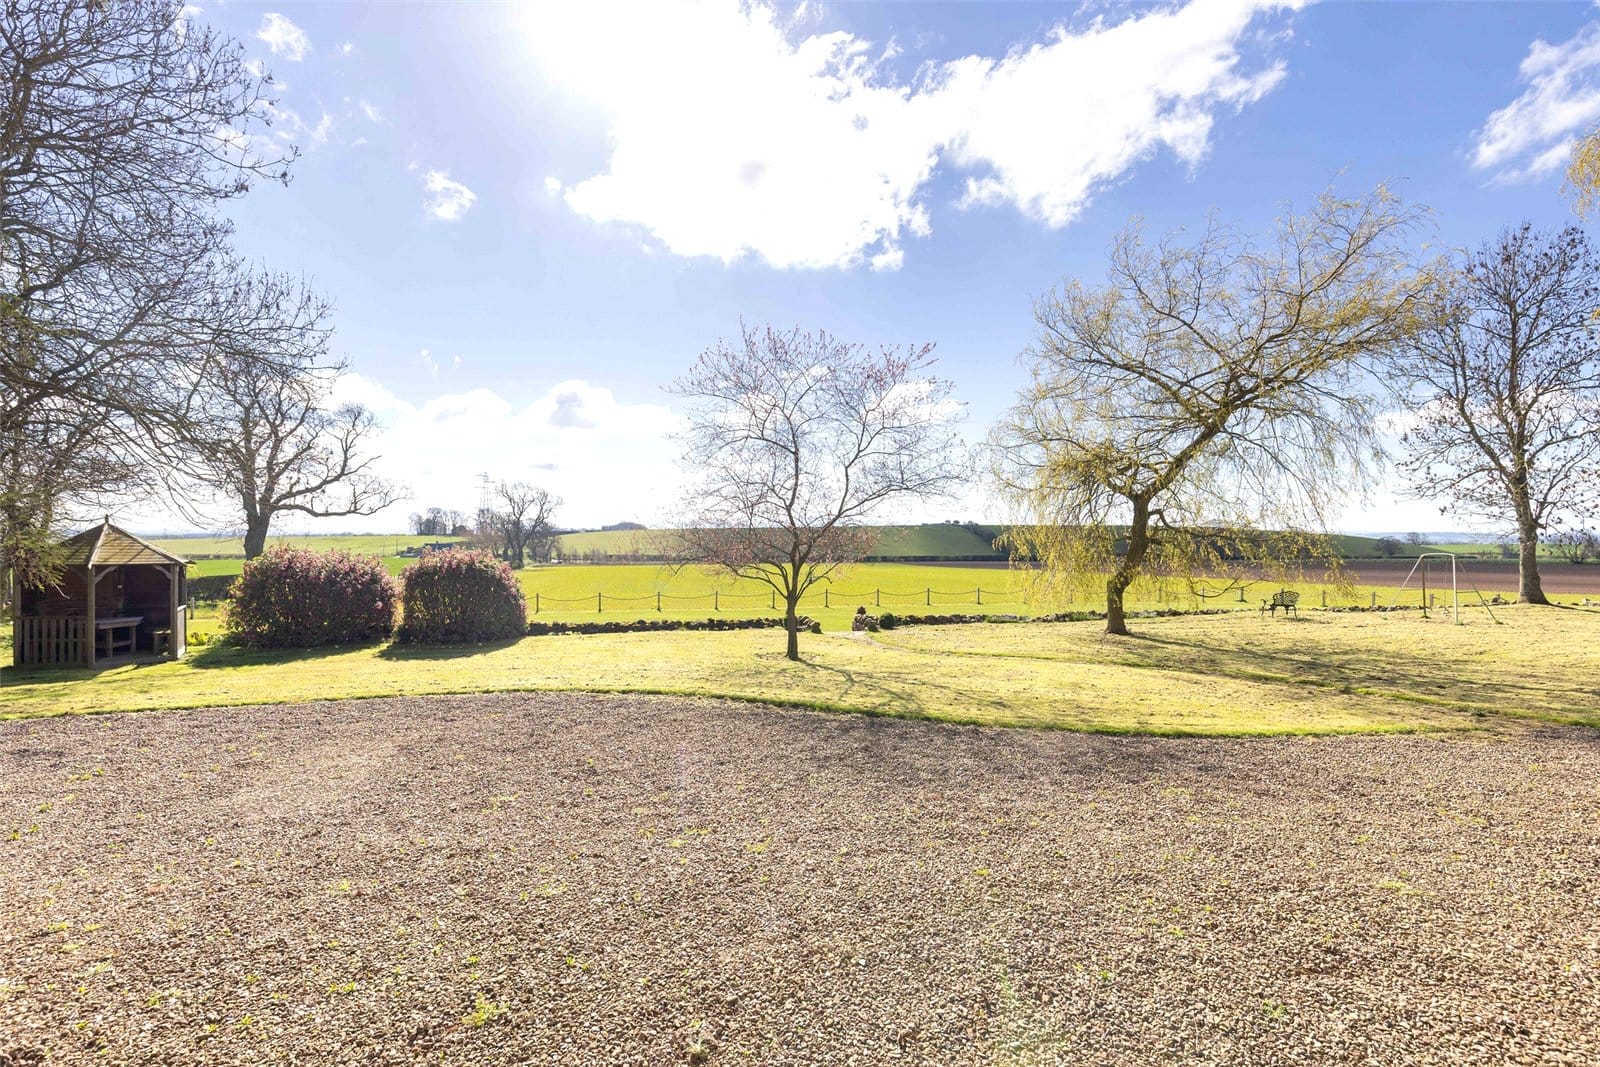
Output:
225,546,398,648
396,549,527,644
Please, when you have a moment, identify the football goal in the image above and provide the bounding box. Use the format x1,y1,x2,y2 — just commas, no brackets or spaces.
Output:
1393,552,1502,625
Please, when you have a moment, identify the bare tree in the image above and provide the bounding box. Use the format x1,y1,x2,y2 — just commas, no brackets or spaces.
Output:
1373,536,1403,557
1405,531,1427,548
993,188,1429,635
410,507,456,537
1393,224,1600,605
480,482,560,569
671,325,965,660
1553,528,1599,565
0,0,294,578
169,276,399,557
191,377,397,558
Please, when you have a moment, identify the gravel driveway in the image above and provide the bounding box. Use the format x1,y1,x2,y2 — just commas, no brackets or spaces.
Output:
2,694,1596,1066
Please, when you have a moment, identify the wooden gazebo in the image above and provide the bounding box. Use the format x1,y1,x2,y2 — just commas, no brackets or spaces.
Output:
12,518,189,669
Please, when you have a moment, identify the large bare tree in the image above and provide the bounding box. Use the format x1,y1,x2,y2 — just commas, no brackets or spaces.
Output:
0,0,293,577
169,274,399,557
993,188,1429,635
1393,224,1600,604
671,324,965,660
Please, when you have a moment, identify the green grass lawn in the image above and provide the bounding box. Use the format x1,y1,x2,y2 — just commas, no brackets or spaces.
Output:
5,607,1596,736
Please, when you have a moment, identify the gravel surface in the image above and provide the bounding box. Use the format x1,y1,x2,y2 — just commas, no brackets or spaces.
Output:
2,694,1597,1066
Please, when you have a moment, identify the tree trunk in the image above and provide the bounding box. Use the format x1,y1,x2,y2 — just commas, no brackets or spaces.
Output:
1105,498,1151,636
242,514,271,560
1517,518,1549,604
1106,575,1130,636
785,592,801,661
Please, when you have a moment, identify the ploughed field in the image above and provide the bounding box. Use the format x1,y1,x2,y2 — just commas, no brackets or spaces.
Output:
2,693,1596,1065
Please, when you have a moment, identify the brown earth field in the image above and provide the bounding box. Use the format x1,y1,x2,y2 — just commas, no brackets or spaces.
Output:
1341,559,1600,595
2,694,1597,1066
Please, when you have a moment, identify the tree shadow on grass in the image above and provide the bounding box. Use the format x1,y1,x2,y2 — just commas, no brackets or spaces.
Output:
186,639,390,670
1128,628,1600,727
377,637,526,662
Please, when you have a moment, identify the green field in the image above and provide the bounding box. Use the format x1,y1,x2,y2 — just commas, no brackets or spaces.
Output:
171,559,1562,649
4,607,1596,736
150,534,467,559
552,526,1467,562
154,526,1484,565
171,556,1577,649
553,523,1013,560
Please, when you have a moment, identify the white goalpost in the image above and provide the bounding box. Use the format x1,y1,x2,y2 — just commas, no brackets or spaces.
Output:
1392,552,1502,625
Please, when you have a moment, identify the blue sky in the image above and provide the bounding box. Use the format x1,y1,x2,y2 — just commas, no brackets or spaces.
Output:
155,0,1600,535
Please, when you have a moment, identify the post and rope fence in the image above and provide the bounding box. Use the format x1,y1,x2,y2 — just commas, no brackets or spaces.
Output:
523,581,1497,617
528,584,1007,614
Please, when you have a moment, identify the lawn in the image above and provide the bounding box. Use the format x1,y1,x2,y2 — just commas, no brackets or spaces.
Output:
5,607,1597,735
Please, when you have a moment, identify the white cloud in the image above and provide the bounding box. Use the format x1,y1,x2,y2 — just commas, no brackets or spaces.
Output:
330,376,686,528
359,99,383,123
256,13,311,62
339,41,356,57
422,170,477,221
523,0,1299,270
418,350,462,379
543,176,563,196
1473,21,1600,180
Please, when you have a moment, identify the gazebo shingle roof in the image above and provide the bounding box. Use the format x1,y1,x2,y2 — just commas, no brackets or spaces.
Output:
58,519,189,568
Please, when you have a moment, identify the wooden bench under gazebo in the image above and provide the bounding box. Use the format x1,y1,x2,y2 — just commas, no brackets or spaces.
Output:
11,518,190,669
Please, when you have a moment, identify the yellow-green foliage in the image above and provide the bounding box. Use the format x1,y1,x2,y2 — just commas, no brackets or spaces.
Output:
4,607,1596,736
1566,129,1600,218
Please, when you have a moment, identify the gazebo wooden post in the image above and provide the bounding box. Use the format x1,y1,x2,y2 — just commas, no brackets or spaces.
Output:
176,567,187,657
85,564,96,668
10,569,20,669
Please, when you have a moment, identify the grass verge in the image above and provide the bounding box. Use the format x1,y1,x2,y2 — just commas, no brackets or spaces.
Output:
4,607,1596,736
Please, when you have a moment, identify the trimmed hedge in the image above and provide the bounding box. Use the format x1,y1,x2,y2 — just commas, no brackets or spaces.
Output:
188,574,236,602
225,547,398,648
397,549,527,645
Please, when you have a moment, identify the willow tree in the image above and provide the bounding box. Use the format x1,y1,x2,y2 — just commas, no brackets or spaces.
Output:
993,189,1429,636
1566,131,1600,218
672,325,965,660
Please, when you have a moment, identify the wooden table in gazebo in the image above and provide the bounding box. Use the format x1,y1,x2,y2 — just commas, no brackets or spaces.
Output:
94,615,144,660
